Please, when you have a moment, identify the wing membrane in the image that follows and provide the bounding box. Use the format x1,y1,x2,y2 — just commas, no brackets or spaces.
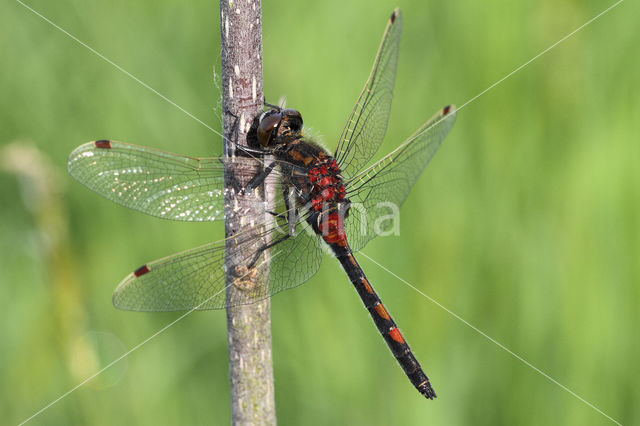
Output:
113,210,323,311
344,106,457,251
333,8,402,178
67,140,283,222
69,140,325,311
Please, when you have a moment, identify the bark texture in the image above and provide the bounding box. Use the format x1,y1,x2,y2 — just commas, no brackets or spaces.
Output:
220,1,276,424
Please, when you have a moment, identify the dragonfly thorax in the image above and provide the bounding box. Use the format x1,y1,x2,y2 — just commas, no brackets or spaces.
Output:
308,158,347,212
305,157,351,248
259,108,352,243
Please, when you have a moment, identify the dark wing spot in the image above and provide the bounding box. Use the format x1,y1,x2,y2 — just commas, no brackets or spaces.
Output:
133,265,150,277
390,9,398,24
443,105,451,115
94,140,112,149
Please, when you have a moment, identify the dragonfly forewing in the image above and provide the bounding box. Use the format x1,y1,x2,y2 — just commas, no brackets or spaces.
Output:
333,8,402,179
67,140,282,223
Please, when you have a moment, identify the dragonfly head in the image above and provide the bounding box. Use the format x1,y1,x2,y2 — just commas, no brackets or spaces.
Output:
256,108,303,147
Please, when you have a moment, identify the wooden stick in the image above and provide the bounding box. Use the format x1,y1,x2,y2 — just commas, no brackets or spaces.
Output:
220,0,276,424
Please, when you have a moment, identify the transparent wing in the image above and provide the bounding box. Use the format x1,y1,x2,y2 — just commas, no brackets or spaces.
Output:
112,193,323,311
266,215,323,300
69,140,324,311
113,238,230,311
344,105,456,252
67,140,285,222
333,8,402,179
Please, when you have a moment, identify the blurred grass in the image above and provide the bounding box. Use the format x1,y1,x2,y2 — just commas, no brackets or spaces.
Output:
1,0,638,425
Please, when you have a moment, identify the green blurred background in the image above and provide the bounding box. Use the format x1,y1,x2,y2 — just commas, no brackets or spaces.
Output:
1,0,637,424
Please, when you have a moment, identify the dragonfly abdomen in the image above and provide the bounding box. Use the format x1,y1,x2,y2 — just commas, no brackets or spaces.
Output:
331,246,437,400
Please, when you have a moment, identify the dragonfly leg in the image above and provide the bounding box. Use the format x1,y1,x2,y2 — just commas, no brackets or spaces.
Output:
241,160,279,194
224,107,270,157
282,182,299,236
247,233,291,268
217,152,274,195
222,107,241,158
265,186,298,221
235,145,269,156
247,181,299,268
220,108,268,193
217,158,246,194
263,95,281,111
217,142,273,195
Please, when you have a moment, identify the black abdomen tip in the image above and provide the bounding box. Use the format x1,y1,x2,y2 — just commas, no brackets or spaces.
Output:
419,381,437,400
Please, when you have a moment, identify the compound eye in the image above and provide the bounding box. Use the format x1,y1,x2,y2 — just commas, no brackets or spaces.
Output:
281,109,303,133
257,111,282,146
289,120,301,132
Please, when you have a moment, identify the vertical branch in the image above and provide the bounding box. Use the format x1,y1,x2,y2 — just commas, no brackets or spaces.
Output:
220,1,276,424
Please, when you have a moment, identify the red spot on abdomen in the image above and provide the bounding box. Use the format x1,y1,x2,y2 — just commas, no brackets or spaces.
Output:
361,277,374,294
94,140,112,149
375,303,390,320
389,327,405,344
319,211,347,247
134,265,150,277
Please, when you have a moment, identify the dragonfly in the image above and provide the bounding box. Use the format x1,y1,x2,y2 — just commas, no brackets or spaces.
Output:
68,8,456,399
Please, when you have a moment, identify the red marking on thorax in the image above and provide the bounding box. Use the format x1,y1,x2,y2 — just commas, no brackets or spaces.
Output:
308,159,346,212
319,176,333,187
95,140,112,149
134,265,150,277
388,327,405,344
289,149,314,165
